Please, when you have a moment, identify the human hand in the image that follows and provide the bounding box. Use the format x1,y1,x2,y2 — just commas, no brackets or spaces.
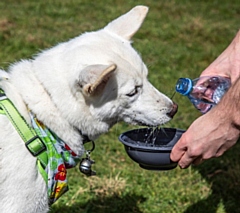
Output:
170,109,238,168
170,77,240,168
200,30,240,84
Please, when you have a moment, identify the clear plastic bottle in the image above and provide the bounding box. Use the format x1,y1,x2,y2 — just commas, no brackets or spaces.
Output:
175,76,231,113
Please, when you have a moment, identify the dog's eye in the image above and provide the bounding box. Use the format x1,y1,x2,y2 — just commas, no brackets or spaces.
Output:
126,86,140,97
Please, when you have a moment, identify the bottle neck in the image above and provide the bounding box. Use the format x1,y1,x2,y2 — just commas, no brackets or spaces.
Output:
175,78,192,96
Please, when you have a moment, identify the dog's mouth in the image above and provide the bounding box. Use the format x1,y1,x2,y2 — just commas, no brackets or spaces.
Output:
129,118,169,127
123,102,178,127
135,120,154,127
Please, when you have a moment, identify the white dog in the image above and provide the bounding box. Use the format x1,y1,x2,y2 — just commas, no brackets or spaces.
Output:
0,5,177,213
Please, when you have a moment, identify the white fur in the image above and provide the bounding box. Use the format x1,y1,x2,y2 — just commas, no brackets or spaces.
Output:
0,6,175,212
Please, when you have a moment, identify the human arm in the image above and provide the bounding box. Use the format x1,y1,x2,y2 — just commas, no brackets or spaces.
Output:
170,77,240,168
200,30,240,83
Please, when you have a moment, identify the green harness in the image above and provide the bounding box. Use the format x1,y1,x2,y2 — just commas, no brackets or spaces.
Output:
0,89,48,181
0,89,80,204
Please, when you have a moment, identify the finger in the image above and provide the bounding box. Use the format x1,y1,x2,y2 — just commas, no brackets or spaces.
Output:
178,152,197,169
170,142,187,162
192,157,204,166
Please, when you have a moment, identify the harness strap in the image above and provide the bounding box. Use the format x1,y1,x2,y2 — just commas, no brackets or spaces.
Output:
0,89,48,183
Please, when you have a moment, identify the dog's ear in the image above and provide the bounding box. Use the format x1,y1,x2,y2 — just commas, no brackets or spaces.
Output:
78,64,117,96
104,6,148,40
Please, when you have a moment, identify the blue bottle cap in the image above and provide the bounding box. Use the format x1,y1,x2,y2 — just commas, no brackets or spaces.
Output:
175,78,192,96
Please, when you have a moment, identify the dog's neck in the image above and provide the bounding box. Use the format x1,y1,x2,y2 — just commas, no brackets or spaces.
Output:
2,63,91,156
2,57,118,157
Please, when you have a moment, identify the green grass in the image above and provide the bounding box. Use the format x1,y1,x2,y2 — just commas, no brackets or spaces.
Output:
1,0,240,212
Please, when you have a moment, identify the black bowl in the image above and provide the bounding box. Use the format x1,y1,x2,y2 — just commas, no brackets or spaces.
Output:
118,128,185,170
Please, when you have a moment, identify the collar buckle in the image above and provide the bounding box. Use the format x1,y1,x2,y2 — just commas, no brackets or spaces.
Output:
25,135,47,157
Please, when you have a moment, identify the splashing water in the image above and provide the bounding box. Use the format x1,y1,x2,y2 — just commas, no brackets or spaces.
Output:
171,91,176,100
144,127,157,145
141,126,170,146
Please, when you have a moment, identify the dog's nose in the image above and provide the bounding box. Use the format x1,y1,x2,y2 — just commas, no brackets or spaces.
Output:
167,102,178,118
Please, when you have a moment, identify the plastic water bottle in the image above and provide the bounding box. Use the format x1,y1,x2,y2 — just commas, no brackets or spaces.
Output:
175,76,231,113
